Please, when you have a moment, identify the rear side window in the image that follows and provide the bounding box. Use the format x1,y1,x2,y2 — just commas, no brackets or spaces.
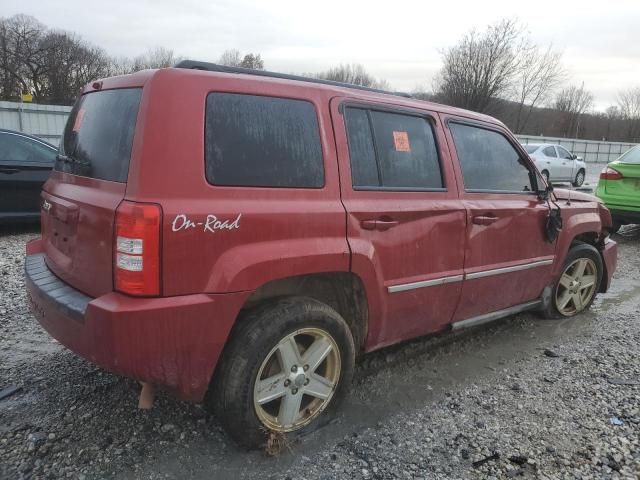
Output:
620,145,640,163
344,107,444,190
58,88,142,182
543,146,557,157
205,93,324,188
449,122,533,193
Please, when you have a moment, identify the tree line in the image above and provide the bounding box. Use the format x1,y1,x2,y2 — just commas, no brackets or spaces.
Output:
2,14,639,143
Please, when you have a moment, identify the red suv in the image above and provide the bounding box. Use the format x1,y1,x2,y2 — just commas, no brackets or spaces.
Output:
25,61,617,447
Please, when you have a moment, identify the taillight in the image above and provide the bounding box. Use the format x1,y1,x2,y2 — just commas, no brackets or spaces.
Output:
600,166,623,181
114,201,162,296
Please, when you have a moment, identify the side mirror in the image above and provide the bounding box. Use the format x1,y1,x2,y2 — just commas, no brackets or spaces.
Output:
538,183,553,201
571,154,578,160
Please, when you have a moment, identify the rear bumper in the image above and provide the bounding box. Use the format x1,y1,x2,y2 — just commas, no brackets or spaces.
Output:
600,239,617,293
609,208,640,225
25,241,248,402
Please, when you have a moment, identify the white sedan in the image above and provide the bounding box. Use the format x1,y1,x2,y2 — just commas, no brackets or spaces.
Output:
524,143,587,187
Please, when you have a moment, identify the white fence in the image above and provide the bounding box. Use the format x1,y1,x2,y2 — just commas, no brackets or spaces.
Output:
517,134,636,163
0,101,72,145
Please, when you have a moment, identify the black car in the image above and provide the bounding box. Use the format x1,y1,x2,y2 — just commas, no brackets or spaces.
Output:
0,129,57,222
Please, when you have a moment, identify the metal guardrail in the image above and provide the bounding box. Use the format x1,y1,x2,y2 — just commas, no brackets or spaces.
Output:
0,100,72,146
517,135,637,163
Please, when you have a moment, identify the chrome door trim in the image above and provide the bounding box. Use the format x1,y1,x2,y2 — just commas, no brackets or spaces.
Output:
465,259,553,280
387,259,554,294
387,274,464,293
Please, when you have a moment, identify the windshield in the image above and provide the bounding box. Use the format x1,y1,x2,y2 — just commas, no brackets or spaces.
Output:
57,88,142,182
524,145,539,154
619,145,640,164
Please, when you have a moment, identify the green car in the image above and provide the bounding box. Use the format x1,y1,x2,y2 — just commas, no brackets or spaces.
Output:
596,145,640,232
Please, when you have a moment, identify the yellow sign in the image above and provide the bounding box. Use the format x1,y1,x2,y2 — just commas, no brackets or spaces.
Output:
21,93,33,103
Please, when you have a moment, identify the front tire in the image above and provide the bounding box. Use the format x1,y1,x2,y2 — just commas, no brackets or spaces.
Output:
540,243,603,319
572,169,585,187
207,297,355,448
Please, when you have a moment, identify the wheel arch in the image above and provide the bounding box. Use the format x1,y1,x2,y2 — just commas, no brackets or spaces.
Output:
233,272,369,354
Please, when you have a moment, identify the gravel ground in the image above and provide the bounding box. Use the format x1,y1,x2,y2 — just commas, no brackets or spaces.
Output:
1,222,639,480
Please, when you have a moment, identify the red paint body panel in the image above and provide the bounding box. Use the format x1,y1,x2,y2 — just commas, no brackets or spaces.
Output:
330,98,466,350
25,66,619,401
27,239,248,401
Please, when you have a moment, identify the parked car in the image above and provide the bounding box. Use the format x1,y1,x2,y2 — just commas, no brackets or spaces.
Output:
25,62,617,448
524,143,587,187
596,145,640,232
0,129,57,222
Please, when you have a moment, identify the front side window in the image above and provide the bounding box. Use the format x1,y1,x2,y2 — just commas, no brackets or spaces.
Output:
344,107,444,190
543,146,557,157
449,122,534,193
205,93,324,188
557,146,573,159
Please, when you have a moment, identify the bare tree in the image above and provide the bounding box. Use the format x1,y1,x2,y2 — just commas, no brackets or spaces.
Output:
513,44,564,132
316,63,389,89
218,48,242,67
553,83,594,137
434,19,525,113
218,49,265,70
132,47,177,70
617,87,640,142
239,53,264,70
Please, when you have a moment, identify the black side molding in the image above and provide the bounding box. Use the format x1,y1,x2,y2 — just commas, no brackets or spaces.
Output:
25,254,90,322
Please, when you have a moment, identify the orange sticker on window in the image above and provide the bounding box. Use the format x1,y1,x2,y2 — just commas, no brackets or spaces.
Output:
393,131,411,152
72,109,86,132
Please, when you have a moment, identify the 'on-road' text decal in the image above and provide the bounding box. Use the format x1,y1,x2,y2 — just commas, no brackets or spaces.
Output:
171,214,242,233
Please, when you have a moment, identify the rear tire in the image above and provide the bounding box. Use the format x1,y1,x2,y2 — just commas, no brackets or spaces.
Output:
572,169,585,187
540,243,603,319
206,297,355,449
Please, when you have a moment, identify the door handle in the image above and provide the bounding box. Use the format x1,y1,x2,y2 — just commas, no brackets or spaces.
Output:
0,167,20,174
472,215,499,226
361,218,399,231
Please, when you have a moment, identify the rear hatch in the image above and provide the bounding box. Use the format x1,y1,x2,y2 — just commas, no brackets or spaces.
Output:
42,88,142,297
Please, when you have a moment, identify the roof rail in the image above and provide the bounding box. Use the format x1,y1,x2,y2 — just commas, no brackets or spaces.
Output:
173,60,412,98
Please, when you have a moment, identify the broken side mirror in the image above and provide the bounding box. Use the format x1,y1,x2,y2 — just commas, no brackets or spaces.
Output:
538,182,553,201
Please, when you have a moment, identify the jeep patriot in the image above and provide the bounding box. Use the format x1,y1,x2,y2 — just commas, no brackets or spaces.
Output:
25,61,618,447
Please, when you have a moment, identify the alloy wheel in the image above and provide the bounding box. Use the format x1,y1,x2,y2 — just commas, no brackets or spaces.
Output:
253,327,341,432
555,258,598,316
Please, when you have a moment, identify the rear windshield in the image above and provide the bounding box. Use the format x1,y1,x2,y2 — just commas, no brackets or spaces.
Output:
523,145,538,154
620,145,640,163
57,88,142,182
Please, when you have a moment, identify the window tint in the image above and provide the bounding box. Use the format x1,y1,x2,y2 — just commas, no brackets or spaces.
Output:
344,108,379,187
449,123,533,193
205,93,324,188
557,146,573,159
543,146,557,157
344,107,443,190
0,134,56,163
59,88,142,182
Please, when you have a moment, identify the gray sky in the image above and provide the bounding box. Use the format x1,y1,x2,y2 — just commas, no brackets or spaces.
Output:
4,0,640,110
